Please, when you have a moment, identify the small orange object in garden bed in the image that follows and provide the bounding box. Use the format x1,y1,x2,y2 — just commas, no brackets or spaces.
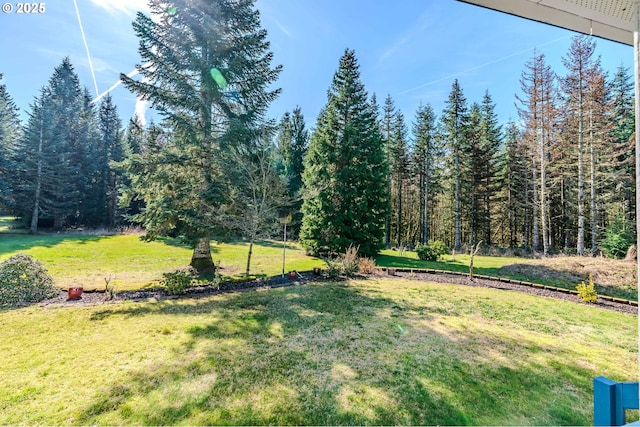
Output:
67,286,83,300
288,271,297,279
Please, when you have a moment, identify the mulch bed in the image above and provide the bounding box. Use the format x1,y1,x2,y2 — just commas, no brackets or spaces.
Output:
38,269,637,315
381,270,637,315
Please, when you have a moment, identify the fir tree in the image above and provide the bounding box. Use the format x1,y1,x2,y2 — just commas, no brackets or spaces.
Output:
0,74,21,210
389,110,410,247
120,0,281,271
441,79,469,251
97,94,124,228
13,59,88,231
478,91,502,245
609,65,635,223
561,35,598,255
300,49,388,257
412,103,440,244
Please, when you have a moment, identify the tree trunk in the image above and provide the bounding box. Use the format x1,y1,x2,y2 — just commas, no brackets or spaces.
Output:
532,156,539,251
245,237,254,277
577,71,585,256
190,235,215,273
589,108,597,256
539,127,548,256
424,161,429,244
30,118,44,234
454,147,461,251
397,174,403,247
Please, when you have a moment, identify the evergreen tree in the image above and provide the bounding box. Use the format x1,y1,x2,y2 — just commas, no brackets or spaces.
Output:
97,94,125,228
13,59,89,231
496,121,528,246
390,110,410,247
0,74,21,210
300,49,388,257
120,0,281,271
381,94,396,247
275,107,308,237
465,103,483,246
609,65,635,224
517,51,557,254
561,35,598,255
441,79,468,251
412,103,440,244
478,91,502,245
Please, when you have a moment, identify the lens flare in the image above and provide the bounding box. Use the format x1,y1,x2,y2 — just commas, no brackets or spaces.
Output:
397,324,408,335
167,6,177,15
210,67,228,89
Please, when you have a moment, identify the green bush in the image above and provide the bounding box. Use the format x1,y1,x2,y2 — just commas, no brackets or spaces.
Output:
576,274,598,304
600,215,634,259
415,241,449,261
0,254,58,307
161,267,197,295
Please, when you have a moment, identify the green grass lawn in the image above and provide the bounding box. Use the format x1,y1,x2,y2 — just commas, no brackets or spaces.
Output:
0,214,635,300
0,278,636,425
0,232,323,291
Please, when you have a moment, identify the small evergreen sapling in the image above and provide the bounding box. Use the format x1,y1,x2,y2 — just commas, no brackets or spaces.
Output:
576,273,598,303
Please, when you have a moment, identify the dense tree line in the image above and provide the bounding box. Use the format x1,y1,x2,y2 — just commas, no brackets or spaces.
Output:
375,35,635,256
0,7,635,262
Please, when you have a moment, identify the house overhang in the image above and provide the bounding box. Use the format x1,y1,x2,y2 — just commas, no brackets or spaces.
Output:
457,0,635,46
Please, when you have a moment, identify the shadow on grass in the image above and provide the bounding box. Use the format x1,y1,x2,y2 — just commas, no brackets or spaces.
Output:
79,282,594,425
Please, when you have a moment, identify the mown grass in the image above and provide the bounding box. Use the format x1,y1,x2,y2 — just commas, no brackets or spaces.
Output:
0,214,635,300
0,278,636,425
0,232,322,291
376,249,638,301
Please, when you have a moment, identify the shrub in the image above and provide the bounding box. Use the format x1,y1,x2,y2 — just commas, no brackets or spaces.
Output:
0,254,58,307
358,257,376,274
600,215,634,259
576,273,597,304
323,245,360,279
161,267,197,295
323,258,343,279
341,245,360,277
415,241,449,261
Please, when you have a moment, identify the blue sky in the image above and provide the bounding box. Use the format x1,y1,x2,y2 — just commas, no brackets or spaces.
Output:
0,0,633,131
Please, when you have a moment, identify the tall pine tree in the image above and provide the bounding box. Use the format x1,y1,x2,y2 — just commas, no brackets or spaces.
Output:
0,74,20,210
120,0,281,271
441,79,469,251
300,49,388,257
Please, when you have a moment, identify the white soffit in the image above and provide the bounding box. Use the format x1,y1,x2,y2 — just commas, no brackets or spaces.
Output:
456,0,635,46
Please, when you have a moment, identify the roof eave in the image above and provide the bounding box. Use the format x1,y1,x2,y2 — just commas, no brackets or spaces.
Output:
457,0,633,46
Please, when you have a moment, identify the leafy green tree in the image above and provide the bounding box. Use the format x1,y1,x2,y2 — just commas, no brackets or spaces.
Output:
221,125,289,276
120,0,281,271
0,74,21,210
300,49,389,257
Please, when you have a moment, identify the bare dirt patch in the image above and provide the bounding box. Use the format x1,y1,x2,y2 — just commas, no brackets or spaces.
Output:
498,256,637,300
